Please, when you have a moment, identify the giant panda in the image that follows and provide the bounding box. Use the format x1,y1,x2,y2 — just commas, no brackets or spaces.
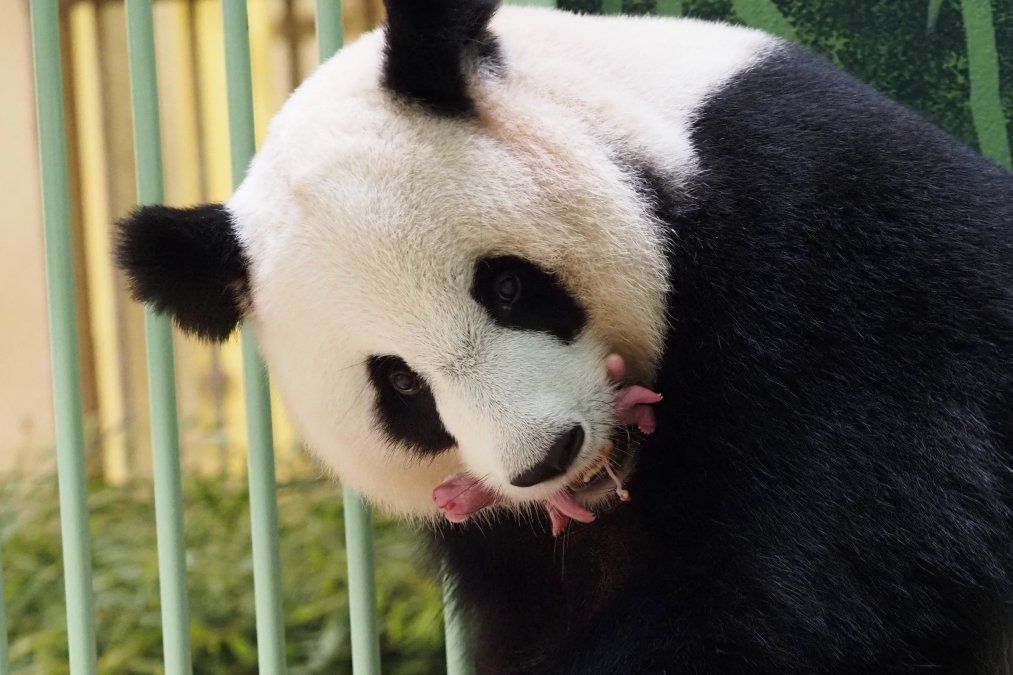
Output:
115,1,1013,671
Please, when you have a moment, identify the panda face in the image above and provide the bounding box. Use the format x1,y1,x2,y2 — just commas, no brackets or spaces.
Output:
367,253,591,463
225,80,666,515
116,5,772,518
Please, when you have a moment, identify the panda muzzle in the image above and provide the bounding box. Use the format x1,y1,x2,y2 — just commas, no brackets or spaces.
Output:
431,354,661,536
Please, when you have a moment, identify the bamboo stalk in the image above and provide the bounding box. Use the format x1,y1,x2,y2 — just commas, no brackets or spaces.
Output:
961,0,1012,168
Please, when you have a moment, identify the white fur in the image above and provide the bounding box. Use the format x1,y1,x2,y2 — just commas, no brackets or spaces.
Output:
227,7,777,517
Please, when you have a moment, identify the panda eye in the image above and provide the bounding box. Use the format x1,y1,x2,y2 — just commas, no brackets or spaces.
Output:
367,355,455,457
389,369,422,395
471,256,587,343
495,272,521,308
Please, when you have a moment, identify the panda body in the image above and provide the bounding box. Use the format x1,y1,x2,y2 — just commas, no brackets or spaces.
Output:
116,3,1013,672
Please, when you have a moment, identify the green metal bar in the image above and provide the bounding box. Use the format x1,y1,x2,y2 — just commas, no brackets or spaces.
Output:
222,3,288,673
0,540,9,675
343,492,381,674
314,4,383,673
731,0,797,41
443,579,473,675
315,0,343,62
28,2,99,673
655,0,683,15
960,0,1012,169
240,336,286,674
124,2,194,673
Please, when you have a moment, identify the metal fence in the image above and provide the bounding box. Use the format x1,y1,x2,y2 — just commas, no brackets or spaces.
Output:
23,1,479,673
10,0,1010,673
21,1,576,672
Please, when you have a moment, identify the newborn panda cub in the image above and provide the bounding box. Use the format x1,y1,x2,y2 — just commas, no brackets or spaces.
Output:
116,1,1013,672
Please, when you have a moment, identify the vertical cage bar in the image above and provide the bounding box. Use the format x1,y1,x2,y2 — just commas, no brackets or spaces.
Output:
443,579,474,675
343,493,381,674
221,2,287,673
238,343,285,673
314,2,382,673
124,2,194,673
315,0,343,62
0,541,9,675
28,2,99,673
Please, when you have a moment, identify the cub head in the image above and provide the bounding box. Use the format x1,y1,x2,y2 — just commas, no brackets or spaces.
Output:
116,0,670,519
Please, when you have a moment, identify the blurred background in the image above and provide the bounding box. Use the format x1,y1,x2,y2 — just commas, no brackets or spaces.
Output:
1,0,1010,672
3,0,387,482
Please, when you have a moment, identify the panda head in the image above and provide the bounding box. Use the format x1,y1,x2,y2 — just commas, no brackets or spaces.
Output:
116,0,675,519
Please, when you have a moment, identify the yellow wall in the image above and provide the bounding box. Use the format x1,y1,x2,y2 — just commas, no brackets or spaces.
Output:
2,0,384,481
0,1,54,474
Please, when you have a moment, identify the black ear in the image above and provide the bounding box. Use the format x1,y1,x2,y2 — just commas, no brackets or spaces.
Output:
381,0,501,116
114,203,249,342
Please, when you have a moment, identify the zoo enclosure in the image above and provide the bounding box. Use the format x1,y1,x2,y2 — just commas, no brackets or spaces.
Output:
6,0,1011,673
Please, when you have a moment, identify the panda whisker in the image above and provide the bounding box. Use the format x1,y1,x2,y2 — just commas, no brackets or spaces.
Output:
556,524,567,579
333,379,371,428
332,358,368,374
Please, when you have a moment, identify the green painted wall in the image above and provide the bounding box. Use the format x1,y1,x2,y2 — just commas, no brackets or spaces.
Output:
560,0,1013,169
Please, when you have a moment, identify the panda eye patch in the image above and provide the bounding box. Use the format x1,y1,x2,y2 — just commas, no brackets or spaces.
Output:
366,355,455,458
472,256,587,343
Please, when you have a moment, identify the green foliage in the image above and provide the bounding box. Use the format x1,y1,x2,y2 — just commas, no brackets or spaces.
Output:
0,474,445,674
773,0,977,148
998,0,1013,150
557,0,1012,160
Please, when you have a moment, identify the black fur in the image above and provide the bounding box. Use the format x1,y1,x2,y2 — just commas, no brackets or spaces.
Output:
114,203,248,342
471,256,588,343
430,45,1013,673
381,0,501,116
367,355,456,458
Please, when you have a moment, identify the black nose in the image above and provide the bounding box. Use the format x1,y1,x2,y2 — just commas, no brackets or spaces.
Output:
510,425,585,488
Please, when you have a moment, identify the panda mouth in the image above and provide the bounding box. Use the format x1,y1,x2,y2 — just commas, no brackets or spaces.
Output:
540,432,647,536
561,352,662,505
571,440,632,500
432,353,661,536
